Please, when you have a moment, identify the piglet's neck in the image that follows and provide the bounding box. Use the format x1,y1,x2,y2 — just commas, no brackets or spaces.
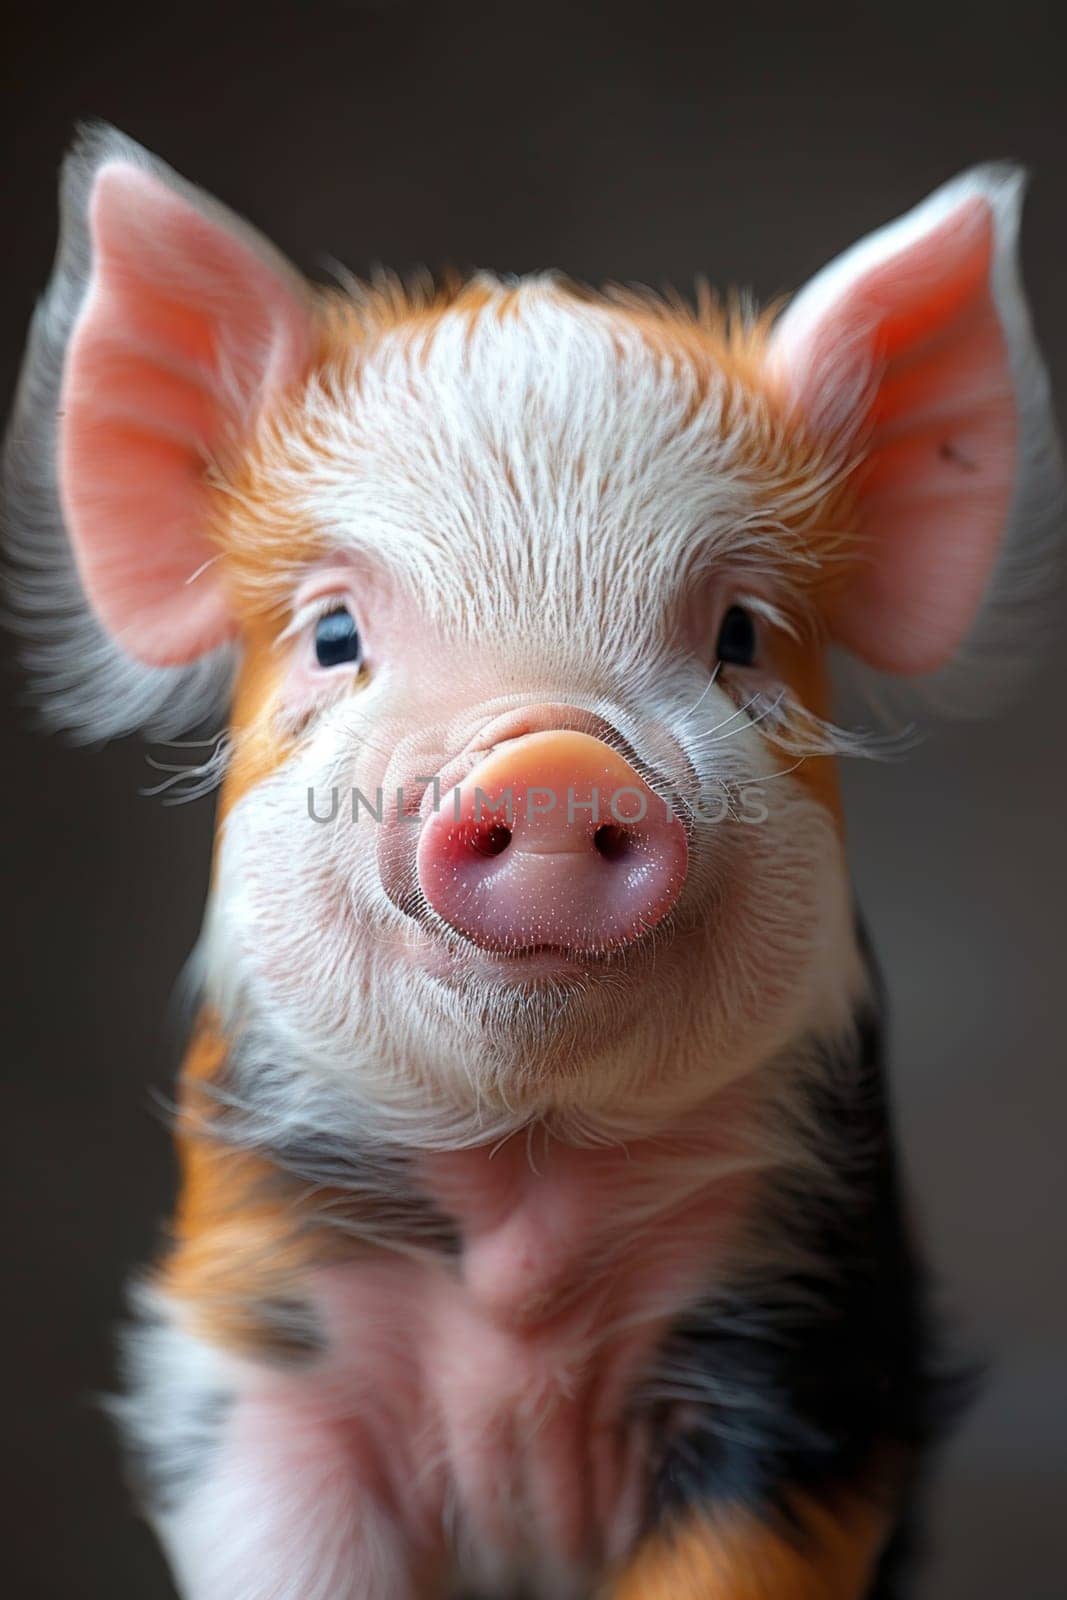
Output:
415,1093,760,1332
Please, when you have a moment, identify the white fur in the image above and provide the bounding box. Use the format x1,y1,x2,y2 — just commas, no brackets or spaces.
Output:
239,280,831,650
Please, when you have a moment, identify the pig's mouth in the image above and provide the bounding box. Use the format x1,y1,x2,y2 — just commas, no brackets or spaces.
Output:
452,938,627,973
394,894,640,979
385,854,682,957
382,880,646,982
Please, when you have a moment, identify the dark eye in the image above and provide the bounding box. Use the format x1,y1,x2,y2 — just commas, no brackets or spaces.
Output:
314,607,362,669
716,605,758,667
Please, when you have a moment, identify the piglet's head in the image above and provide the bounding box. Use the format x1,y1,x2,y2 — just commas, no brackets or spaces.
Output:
6,127,1061,1138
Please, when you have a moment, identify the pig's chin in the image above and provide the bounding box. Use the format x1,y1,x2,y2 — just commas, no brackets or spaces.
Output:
396,919,677,1081
426,969,652,1098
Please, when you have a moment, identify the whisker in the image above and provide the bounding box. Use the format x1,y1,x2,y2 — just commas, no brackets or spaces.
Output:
678,661,721,728
687,690,763,745
153,731,229,750
735,756,807,786
141,736,232,805
745,690,912,762
696,688,787,748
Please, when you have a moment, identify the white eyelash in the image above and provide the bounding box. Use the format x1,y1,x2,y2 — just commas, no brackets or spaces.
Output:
275,593,354,649
732,591,803,644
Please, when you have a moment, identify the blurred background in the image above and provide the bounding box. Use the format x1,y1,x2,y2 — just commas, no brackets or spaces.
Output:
3,2,1065,1595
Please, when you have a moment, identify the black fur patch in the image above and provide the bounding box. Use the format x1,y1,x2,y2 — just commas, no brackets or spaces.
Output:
191,1034,461,1256
252,1294,329,1363
254,1125,461,1255
644,947,973,1596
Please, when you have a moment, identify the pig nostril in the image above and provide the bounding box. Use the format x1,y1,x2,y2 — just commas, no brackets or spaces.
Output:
593,824,631,862
470,823,512,858
416,731,689,954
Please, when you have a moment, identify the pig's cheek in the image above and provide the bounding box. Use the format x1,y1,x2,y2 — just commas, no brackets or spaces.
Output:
714,783,847,1045
673,728,839,1061
214,758,384,1041
275,652,378,736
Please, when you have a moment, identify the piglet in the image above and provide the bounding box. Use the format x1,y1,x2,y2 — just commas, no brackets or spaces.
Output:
5,125,1062,1599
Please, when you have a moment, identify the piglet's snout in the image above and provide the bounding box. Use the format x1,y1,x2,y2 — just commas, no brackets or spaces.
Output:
416,730,688,954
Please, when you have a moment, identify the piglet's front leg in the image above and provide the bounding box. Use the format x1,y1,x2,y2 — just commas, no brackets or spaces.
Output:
124,1301,426,1600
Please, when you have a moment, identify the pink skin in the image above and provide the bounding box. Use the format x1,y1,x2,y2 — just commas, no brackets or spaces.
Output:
181,1105,756,1595
416,730,689,955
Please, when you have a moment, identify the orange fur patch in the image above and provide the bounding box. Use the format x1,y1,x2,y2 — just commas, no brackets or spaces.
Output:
160,1016,339,1354
770,630,845,829
607,1490,890,1600
214,614,296,828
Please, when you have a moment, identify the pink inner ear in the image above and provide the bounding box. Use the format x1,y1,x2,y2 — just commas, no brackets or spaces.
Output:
59,163,313,666
772,196,1017,676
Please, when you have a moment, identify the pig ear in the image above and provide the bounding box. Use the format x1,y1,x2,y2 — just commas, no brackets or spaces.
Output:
766,165,1064,684
4,124,315,738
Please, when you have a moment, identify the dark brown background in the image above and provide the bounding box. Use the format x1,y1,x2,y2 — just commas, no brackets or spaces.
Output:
3,3,1065,1595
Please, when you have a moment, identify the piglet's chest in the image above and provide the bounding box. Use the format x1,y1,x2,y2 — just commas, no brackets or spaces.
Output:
293,1131,755,1593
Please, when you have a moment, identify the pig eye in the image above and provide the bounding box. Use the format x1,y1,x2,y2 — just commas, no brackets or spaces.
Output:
716,605,758,667
314,607,362,669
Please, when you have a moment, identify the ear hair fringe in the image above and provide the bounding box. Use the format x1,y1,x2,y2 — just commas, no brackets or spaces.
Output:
2,122,236,742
